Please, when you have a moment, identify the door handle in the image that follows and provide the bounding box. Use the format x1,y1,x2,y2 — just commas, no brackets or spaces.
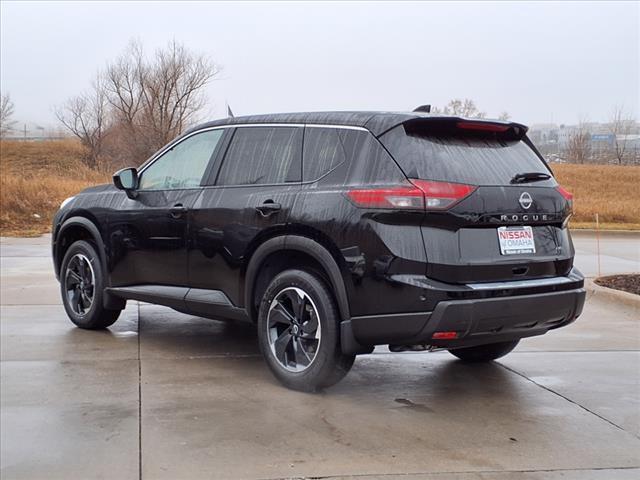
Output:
255,201,281,217
170,203,188,219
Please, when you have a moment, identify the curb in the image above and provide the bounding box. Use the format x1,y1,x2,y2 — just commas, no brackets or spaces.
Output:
570,229,640,236
586,279,640,308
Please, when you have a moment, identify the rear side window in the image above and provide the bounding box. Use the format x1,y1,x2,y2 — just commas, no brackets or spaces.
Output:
303,127,346,181
217,127,302,185
380,124,554,186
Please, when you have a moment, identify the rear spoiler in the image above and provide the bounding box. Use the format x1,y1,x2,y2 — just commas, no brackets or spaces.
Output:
376,115,528,140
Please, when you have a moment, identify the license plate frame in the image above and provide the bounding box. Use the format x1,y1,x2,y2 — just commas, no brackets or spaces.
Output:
497,226,536,255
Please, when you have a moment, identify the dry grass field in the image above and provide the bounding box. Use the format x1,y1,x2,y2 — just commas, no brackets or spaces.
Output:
0,139,639,236
552,163,640,230
0,140,109,236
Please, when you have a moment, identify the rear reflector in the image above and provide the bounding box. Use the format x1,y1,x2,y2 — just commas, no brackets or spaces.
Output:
456,121,510,133
346,180,476,211
432,331,459,340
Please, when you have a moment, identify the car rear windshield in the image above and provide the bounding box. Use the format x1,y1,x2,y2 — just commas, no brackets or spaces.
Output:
379,124,555,186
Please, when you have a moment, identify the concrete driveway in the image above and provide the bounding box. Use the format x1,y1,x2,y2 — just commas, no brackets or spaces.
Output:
1,232,639,479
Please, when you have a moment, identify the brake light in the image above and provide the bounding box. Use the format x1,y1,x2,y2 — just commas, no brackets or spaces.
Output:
346,180,476,211
556,185,573,218
412,179,477,209
456,121,510,133
556,185,573,201
346,184,424,210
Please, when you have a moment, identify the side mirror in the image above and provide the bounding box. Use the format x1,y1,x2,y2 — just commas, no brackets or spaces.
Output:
113,167,138,198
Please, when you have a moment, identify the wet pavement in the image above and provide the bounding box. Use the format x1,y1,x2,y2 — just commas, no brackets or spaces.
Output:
1,232,639,479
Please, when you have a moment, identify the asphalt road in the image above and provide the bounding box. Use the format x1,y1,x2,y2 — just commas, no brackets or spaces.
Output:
1,232,638,480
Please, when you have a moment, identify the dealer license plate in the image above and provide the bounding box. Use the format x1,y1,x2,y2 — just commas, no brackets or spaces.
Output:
497,226,536,255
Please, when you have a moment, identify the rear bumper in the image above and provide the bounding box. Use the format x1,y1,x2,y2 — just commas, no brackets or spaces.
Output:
343,270,586,353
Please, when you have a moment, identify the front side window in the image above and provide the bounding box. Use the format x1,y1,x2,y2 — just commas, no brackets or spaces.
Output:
138,129,224,190
216,127,302,185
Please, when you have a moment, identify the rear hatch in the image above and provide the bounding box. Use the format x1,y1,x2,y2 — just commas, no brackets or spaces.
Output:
379,118,574,284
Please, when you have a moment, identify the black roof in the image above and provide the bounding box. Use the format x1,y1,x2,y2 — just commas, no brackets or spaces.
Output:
188,111,527,137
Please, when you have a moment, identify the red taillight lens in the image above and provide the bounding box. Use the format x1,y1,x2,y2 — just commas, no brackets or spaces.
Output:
346,180,476,211
411,179,477,210
346,184,425,210
556,185,574,201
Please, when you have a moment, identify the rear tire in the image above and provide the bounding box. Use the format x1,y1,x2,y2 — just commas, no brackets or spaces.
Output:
257,269,355,392
60,240,121,329
448,340,519,363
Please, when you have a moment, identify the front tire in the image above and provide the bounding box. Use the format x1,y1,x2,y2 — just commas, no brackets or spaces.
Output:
60,240,121,329
257,269,355,392
448,340,520,363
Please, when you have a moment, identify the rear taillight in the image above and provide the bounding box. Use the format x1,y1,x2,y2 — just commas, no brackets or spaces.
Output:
346,180,476,211
556,185,573,201
556,185,574,211
412,179,477,210
346,184,424,210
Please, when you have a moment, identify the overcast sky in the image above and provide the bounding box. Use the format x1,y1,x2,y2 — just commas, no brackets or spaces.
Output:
1,0,638,129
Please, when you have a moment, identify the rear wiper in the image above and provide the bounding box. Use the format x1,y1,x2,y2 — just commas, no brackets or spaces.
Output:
510,172,551,184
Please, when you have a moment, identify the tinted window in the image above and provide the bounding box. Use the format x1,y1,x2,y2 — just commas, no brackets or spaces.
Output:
303,127,346,181
217,127,302,185
139,129,223,190
380,125,555,186
339,129,407,185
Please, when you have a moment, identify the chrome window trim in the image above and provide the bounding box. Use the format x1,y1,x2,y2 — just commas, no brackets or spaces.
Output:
305,124,368,131
138,123,369,176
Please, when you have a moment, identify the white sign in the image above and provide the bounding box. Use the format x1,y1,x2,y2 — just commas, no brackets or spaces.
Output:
498,226,536,255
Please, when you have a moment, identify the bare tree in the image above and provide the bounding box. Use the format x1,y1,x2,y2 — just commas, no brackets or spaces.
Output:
1,93,17,138
55,80,110,169
608,105,635,165
143,41,219,144
105,41,145,127
566,118,591,164
57,39,220,168
433,98,486,118
104,40,220,163
498,111,511,121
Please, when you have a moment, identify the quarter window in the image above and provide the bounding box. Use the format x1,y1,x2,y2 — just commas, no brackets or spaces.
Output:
303,127,346,181
216,127,302,185
138,129,224,190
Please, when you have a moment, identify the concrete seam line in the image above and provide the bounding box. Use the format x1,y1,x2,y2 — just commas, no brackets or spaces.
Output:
260,466,640,480
137,301,142,480
570,229,640,236
496,363,638,439
1,303,66,306
371,349,640,355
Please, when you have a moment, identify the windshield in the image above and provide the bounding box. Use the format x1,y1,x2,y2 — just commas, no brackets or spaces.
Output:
379,125,555,186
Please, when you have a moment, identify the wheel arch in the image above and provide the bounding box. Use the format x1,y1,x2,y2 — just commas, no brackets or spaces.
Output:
244,235,351,323
54,216,108,283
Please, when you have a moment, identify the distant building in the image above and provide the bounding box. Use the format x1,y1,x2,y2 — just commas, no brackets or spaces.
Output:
529,120,640,164
591,133,615,155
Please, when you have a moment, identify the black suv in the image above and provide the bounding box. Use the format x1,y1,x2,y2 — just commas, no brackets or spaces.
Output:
53,111,585,391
